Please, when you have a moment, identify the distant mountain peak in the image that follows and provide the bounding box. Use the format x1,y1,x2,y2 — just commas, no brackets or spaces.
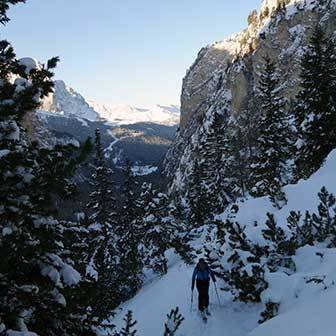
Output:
41,80,180,126
88,102,180,126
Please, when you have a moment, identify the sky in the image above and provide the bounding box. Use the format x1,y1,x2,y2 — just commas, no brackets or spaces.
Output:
4,0,261,107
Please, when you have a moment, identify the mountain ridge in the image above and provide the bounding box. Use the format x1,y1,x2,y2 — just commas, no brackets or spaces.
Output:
41,80,180,126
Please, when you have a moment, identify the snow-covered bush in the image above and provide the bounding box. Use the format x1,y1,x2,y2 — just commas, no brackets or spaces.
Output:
205,220,268,303
205,187,336,324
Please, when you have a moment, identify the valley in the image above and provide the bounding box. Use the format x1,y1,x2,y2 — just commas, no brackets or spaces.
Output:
2,0,336,335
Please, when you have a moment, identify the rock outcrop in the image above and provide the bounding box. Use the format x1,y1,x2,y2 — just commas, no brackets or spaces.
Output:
41,80,99,121
165,0,336,195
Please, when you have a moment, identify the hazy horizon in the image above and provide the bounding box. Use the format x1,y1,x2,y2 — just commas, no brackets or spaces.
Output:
5,0,261,106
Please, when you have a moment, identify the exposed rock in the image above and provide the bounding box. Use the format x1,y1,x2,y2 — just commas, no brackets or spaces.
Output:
165,0,336,196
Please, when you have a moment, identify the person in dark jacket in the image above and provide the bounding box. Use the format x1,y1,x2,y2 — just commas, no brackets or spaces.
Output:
191,258,216,315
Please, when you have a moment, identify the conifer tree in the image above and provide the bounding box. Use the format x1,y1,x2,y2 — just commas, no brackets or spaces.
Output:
251,56,292,208
118,160,143,298
286,188,336,246
87,128,117,234
262,213,296,271
142,189,173,275
169,191,187,223
82,128,121,325
287,210,314,247
165,193,194,264
200,111,231,212
116,311,137,336
163,307,184,336
225,115,252,198
259,302,280,324
220,220,267,302
295,26,336,177
187,154,209,227
0,0,25,24
0,6,93,332
312,187,336,242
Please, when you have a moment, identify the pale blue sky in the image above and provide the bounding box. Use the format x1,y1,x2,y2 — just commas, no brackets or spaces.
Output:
5,0,261,106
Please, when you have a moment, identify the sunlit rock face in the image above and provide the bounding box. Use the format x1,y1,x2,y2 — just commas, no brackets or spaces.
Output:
165,0,336,195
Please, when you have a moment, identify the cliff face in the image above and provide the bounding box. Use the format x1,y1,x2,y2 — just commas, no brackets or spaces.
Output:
40,80,99,121
165,0,336,194
179,37,240,131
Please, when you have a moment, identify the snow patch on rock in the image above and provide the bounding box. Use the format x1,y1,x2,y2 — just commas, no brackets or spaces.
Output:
131,165,158,176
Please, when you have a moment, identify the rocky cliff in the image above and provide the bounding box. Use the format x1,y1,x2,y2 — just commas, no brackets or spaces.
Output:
165,0,336,195
41,80,100,121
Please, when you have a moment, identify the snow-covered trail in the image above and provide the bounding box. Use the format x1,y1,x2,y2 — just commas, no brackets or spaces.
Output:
111,261,260,336
104,134,124,152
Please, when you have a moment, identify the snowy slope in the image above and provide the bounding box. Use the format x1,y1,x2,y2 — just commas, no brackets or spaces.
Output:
249,244,336,336
249,286,336,336
111,150,336,336
110,258,260,336
220,150,336,242
89,102,180,126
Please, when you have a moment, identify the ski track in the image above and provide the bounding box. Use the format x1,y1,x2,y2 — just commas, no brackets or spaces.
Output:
111,262,260,336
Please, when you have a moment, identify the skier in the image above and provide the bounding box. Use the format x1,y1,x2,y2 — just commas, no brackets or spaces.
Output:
191,258,216,319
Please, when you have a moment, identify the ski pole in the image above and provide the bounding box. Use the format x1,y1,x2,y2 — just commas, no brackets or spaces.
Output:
190,289,194,312
214,282,221,307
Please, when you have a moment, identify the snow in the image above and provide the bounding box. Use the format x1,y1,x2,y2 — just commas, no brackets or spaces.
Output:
131,165,158,176
41,265,61,285
14,78,32,93
220,149,336,241
261,0,279,12
0,121,20,141
0,149,10,158
52,80,99,121
110,262,260,336
41,80,180,126
86,256,98,281
6,332,39,336
41,80,99,121
261,0,321,17
259,245,336,311
249,286,336,336
61,264,81,286
90,102,180,126
40,253,81,287
108,150,336,335
18,57,40,74
2,227,13,236
75,117,88,127
56,137,80,148
211,35,240,55
104,135,123,156
280,24,306,59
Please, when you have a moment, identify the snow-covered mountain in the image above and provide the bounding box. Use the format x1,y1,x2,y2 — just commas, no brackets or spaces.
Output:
89,102,180,126
37,79,179,191
41,80,100,121
41,80,180,126
165,0,336,195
